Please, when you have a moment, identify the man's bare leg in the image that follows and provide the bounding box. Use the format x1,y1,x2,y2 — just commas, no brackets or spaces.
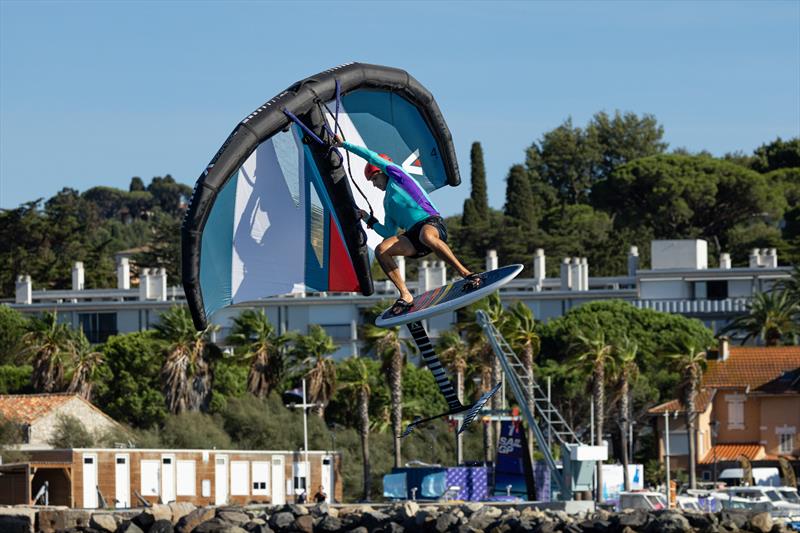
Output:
375,235,417,305
419,225,473,278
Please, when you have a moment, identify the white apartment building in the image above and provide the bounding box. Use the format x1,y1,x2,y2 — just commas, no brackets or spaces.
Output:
6,240,792,358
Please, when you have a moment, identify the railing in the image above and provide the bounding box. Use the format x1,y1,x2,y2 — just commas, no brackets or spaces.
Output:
634,298,750,314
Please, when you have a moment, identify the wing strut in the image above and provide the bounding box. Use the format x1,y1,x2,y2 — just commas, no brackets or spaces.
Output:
403,320,501,437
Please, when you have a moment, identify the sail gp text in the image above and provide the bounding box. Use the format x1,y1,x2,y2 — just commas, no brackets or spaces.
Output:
497,436,522,455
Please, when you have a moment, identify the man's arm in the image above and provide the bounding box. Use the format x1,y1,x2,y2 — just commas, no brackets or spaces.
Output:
360,208,398,238
341,141,394,174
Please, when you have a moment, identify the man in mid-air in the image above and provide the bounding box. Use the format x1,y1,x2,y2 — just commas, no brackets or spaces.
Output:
334,135,480,315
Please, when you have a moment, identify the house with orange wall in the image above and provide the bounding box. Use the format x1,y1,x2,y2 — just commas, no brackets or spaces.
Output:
649,343,800,482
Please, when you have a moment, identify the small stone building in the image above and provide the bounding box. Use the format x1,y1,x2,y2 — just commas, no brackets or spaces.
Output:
0,394,120,448
0,448,342,508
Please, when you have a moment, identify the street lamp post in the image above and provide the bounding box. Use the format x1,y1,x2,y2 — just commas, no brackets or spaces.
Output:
664,411,671,508
284,378,317,500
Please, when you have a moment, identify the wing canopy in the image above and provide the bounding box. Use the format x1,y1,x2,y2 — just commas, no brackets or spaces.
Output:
182,63,460,329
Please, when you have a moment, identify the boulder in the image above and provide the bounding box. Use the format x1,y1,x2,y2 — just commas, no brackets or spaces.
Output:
116,520,144,533
148,504,173,523
37,508,92,533
89,513,118,533
614,509,649,529
646,510,691,533
347,528,368,533
218,510,251,526
309,503,330,517
684,512,717,531
461,503,483,516
721,510,750,530
243,524,273,533
435,512,458,532
0,506,37,533
400,501,419,521
176,506,216,533
748,512,773,533
193,518,229,533
268,511,294,530
317,515,343,532
132,510,155,531
284,504,309,516
360,510,391,530
293,514,314,533
384,523,405,533
168,502,196,524
149,519,175,533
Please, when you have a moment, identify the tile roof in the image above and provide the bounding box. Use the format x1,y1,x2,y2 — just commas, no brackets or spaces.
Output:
648,389,715,414
0,394,78,424
699,443,778,464
704,346,800,392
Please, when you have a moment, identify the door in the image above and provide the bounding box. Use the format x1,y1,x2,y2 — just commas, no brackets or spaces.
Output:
115,454,130,508
271,456,285,505
321,455,334,503
161,454,176,503
215,455,228,505
82,454,98,508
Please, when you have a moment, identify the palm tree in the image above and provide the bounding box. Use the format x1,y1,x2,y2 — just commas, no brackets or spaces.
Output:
505,301,541,461
568,321,614,502
460,293,507,462
153,306,220,414
337,356,377,501
666,335,708,490
361,302,410,468
611,335,639,492
438,329,471,463
66,331,103,400
774,266,800,304
288,325,337,418
22,311,75,393
720,290,799,346
227,309,285,398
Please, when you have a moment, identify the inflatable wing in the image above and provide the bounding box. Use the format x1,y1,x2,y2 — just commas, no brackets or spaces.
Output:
182,63,460,330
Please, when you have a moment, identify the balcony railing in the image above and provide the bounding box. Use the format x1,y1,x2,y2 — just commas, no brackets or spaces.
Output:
634,298,750,314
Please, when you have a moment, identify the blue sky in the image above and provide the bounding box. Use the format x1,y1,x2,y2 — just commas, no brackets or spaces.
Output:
1,1,798,216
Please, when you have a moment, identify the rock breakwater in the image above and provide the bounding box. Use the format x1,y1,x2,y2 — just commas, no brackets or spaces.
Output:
0,501,795,533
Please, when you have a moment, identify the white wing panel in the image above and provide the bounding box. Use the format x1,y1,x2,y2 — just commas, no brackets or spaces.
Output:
231,130,306,303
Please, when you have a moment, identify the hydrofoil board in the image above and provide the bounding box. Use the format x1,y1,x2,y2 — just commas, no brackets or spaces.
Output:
375,264,523,328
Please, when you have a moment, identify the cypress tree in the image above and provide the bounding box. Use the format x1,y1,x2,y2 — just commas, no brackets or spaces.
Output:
462,142,489,226
504,164,537,229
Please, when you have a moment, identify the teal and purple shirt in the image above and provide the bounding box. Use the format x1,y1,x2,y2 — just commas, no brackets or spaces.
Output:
342,142,440,239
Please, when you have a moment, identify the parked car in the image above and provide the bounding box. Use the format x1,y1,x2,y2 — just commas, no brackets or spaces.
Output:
718,486,800,523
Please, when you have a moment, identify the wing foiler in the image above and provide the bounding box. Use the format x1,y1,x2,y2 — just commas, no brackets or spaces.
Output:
182,63,461,330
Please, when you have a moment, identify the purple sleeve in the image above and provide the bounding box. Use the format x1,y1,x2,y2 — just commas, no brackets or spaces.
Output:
384,165,440,217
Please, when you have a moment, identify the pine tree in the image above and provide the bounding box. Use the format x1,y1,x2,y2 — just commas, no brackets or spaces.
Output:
462,142,489,226
504,164,537,229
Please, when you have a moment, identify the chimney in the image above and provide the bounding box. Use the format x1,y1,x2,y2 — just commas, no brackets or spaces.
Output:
117,257,131,289
153,268,167,301
581,257,589,291
396,255,406,282
431,261,447,288
72,261,85,291
533,249,545,290
764,248,778,268
486,249,498,272
719,253,731,269
718,336,730,362
560,258,572,291
15,275,32,304
139,268,151,300
749,248,762,268
627,246,639,276
570,257,581,292
418,260,432,292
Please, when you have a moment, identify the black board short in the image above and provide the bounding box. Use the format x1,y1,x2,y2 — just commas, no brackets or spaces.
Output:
403,216,448,258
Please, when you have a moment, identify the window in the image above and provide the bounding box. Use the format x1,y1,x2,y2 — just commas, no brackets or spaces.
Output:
78,312,117,343
726,395,745,430
706,281,728,300
318,324,351,341
177,461,196,496
231,461,249,496
293,461,309,492
778,429,795,454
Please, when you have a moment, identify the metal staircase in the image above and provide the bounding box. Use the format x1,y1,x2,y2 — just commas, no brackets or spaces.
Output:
476,310,606,500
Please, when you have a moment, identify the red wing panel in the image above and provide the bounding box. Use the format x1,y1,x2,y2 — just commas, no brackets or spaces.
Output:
328,215,360,292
